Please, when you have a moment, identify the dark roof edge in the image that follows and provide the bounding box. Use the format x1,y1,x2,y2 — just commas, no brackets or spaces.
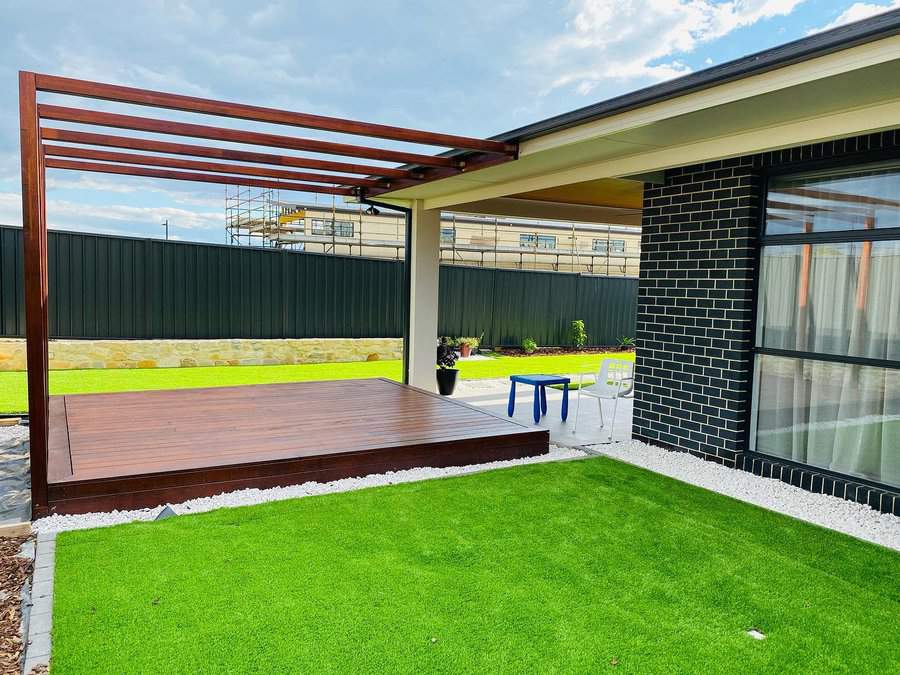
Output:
491,9,900,144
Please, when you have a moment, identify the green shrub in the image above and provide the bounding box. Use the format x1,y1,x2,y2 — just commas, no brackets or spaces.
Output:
617,336,635,349
521,337,538,354
569,320,588,349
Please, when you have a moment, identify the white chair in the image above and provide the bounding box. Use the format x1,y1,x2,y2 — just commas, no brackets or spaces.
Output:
572,359,634,442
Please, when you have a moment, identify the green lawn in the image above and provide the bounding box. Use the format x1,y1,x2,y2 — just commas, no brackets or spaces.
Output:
0,352,628,413
53,457,898,674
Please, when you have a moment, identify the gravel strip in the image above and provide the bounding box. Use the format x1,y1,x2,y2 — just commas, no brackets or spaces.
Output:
590,439,900,551
33,445,586,534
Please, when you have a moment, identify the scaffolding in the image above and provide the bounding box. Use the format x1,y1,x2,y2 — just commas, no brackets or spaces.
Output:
225,186,280,246
223,188,640,276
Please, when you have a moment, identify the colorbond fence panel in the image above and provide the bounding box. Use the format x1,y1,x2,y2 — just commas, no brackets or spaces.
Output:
0,226,636,346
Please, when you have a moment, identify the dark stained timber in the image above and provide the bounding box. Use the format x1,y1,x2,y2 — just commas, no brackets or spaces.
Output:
19,72,49,518
42,145,384,188
44,158,356,196
46,379,549,514
39,105,461,168
41,128,418,180
34,73,516,155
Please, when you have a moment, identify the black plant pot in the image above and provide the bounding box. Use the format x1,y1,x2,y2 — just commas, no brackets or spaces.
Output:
436,368,459,396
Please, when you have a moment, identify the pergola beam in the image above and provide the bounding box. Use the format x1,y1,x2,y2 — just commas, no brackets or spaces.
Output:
43,144,383,188
44,157,356,195
34,73,516,155
41,128,418,180
39,105,462,168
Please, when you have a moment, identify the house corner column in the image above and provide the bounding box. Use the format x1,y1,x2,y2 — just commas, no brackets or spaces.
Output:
407,200,441,391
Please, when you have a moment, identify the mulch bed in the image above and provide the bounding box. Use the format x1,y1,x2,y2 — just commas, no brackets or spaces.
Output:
492,347,635,357
0,537,32,675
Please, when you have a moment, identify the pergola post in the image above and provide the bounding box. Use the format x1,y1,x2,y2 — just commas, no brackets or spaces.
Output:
407,200,441,391
18,72,50,518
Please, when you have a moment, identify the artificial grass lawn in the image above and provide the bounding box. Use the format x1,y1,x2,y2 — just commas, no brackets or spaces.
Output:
53,457,898,674
0,352,627,412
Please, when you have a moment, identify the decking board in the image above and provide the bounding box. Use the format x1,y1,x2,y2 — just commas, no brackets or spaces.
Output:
47,378,548,514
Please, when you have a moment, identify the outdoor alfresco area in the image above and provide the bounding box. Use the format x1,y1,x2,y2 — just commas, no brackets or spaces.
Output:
3,6,900,674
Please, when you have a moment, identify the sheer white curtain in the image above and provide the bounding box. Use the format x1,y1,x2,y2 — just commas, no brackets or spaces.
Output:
755,242,900,487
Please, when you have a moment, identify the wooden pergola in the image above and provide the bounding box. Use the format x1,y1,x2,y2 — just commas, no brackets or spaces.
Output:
18,71,518,517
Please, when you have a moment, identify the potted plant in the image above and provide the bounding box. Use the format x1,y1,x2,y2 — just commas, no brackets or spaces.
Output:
436,337,459,395
457,336,479,358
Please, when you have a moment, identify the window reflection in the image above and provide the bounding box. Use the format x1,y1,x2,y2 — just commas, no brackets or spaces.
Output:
754,355,900,488
757,241,900,361
766,163,900,234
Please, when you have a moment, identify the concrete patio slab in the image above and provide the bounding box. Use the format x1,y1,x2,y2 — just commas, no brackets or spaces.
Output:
454,377,633,447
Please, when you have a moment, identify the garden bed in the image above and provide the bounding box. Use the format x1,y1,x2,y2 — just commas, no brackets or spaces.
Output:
491,346,635,357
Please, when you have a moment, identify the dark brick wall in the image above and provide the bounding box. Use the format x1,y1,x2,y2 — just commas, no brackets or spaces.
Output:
632,158,760,467
632,130,900,474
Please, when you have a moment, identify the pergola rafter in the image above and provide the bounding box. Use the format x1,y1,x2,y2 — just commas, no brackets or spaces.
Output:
18,69,518,517
41,129,420,180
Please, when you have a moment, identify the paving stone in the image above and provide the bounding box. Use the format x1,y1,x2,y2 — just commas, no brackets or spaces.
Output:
25,630,51,659
28,610,52,636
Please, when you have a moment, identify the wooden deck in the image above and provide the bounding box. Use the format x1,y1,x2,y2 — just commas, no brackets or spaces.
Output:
46,378,548,515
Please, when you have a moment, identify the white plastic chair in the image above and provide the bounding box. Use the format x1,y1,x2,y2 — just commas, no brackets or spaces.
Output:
572,359,634,442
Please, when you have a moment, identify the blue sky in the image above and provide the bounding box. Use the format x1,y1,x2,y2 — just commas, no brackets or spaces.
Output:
0,0,897,242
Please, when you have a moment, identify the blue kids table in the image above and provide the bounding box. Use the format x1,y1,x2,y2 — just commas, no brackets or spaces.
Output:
508,374,570,424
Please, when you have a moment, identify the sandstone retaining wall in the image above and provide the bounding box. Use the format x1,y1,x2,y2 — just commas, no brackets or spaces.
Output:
0,338,403,371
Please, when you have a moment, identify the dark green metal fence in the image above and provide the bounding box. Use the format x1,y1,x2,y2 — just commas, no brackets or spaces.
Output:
0,226,636,346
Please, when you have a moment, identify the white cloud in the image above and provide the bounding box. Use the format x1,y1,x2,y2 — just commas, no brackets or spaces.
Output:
46,176,139,194
0,191,221,232
44,174,224,208
538,0,806,95
808,1,900,34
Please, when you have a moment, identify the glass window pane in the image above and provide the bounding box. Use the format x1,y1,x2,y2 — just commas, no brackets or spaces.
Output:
756,241,900,361
765,162,900,235
753,354,900,488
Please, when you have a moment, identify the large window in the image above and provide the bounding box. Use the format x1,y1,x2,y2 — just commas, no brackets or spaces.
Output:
311,219,354,237
441,227,456,244
751,162,900,488
593,238,626,253
520,234,556,249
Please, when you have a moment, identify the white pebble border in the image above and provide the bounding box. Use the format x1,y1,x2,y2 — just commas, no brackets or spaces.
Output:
591,440,900,552
28,437,900,552
32,445,586,534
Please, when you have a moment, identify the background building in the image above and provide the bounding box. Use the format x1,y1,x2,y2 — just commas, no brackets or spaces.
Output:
224,187,639,276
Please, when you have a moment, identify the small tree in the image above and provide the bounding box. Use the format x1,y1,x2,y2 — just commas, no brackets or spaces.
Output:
569,320,588,350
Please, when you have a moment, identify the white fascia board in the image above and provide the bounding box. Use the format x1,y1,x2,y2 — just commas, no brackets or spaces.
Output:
423,98,900,211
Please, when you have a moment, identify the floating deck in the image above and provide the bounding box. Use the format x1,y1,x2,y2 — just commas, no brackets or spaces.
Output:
46,378,548,514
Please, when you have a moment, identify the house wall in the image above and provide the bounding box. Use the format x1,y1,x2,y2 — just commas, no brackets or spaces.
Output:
632,129,900,514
